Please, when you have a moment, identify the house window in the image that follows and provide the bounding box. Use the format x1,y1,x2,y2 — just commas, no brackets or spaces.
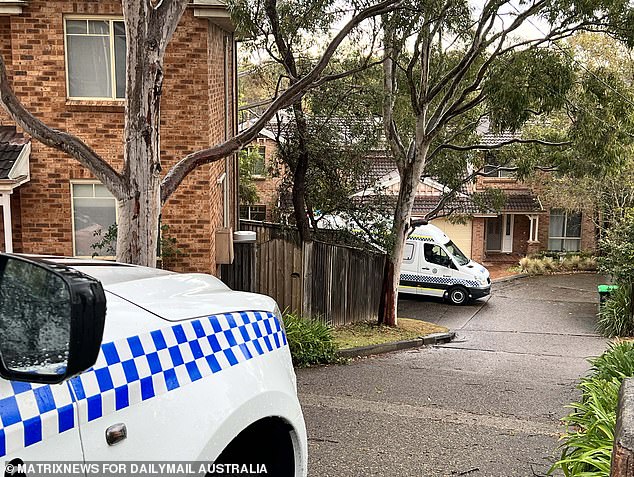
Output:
240,205,267,221
65,18,126,99
548,209,582,251
247,146,266,177
71,182,117,257
484,152,515,178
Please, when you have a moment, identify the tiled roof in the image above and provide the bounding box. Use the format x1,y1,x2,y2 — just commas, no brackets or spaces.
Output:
501,193,543,213
0,126,27,180
480,130,520,146
412,195,493,216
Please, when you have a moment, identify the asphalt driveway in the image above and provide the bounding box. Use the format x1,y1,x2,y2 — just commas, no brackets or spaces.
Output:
297,273,608,476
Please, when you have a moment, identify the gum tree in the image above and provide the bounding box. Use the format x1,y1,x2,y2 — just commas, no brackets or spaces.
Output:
378,0,634,325
0,0,400,266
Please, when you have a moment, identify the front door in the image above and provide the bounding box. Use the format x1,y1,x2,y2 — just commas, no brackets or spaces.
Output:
486,215,513,252
485,216,502,251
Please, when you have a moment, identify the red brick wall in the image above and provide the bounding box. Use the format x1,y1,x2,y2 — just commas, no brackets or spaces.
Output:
250,137,283,221
512,215,530,255
0,2,236,273
471,218,485,263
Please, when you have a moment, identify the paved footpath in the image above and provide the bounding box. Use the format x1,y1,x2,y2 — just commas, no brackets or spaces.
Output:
298,273,608,476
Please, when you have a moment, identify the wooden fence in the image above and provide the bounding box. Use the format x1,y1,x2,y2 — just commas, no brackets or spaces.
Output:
221,221,386,326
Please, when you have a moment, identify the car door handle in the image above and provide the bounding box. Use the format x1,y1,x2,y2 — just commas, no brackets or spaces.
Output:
421,267,430,270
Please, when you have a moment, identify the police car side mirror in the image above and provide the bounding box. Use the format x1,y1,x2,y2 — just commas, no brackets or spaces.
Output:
0,255,106,384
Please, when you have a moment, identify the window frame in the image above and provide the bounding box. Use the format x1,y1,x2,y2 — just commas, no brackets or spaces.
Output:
247,145,267,178
239,205,267,221
403,242,415,263
63,16,126,101
548,209,582,252
423,243,457,270
70,181,119,258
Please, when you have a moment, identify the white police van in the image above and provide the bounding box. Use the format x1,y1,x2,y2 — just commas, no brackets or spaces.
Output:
0,254,307,476
399,221,491,305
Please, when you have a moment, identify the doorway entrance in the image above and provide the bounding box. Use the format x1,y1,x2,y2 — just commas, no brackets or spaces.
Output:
485,215,514,253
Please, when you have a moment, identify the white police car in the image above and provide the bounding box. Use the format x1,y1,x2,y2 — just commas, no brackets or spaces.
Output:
0,254,307,476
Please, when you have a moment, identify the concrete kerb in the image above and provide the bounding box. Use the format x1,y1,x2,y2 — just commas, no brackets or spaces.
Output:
335,275,528,360
336,331,456,359
492,273,529,284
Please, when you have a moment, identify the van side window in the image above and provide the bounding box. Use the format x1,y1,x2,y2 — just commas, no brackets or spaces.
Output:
424,244,456,269
403,243,415,262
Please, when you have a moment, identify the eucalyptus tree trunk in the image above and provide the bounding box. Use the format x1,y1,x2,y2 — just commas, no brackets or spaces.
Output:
115,0,187,266
0,0,402,267
290,102,313,243
378,142,429,326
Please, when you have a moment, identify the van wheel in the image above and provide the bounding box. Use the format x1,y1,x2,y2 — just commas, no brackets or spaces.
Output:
448,286,469,305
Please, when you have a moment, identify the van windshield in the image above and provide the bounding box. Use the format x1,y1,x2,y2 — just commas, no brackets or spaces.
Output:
446,241,470,266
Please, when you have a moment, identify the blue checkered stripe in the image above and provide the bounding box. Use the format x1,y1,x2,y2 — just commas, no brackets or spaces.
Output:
400,273,479,288
0,380,75,457
409,235,434,242
0,311,286,457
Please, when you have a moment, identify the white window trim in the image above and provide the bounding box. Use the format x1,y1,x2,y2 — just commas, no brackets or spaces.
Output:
63,15,126,101
70,180,119,258
240,205,266,221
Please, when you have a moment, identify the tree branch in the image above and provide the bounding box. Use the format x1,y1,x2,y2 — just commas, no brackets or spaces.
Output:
0,53,126,197
161,0,403,202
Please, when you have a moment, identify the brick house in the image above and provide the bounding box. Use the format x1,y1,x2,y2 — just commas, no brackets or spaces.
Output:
469,174,596,265
0,0,239,274
468,128,597,265
237,122,282,222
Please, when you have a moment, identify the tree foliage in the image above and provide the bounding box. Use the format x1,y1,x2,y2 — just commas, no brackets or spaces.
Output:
238,148,263,206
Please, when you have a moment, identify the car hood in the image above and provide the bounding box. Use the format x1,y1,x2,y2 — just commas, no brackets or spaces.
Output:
104,273,277,322
459,260,490,281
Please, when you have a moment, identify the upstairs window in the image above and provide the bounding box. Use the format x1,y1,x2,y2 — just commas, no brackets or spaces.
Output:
247,146,266,177
483,152,515,178
65,18,126,100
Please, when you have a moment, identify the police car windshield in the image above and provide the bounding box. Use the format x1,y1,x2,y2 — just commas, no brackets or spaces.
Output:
446,241,469,266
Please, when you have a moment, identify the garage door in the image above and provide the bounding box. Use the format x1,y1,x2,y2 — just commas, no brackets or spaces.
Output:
430,218,472,258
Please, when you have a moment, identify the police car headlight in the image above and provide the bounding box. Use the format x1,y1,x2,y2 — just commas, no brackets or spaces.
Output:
477,277,488,287
274,304,286,331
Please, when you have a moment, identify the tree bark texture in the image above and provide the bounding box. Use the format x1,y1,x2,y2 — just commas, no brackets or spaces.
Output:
0,0,401,266
377,143,429,326
116,0,187,266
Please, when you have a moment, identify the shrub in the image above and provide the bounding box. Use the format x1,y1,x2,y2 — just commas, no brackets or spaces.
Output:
599,209,634,284
597,284,634,338
551,341,634,476
518,254,597,275
282,312,340,367
562,254,582,271
542,256,557,272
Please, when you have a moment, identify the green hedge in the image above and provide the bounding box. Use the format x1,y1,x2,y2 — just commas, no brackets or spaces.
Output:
550,341,634,476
